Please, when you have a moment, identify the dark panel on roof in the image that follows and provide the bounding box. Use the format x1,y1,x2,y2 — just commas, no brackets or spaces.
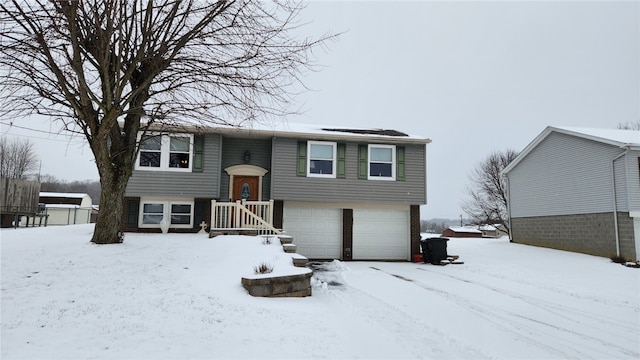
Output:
321,128,409,137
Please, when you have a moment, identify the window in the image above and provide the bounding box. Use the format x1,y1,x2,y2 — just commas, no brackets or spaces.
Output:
368,145,396,180
139,199,194,228
169,136,191,168
136,134,193,171
141,203,164,225
139,136,162,168
307,141,336,177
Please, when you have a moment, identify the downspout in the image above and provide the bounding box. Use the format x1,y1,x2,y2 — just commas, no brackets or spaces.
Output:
612,149,629,257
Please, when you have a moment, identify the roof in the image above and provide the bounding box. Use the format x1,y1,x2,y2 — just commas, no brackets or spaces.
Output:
447,226,482,234
503,126,640,175
45,204,80,209
147,122,432,145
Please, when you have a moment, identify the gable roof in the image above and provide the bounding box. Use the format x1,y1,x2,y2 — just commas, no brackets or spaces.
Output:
446,226,482,234
149,122,432,145
502,126,640,175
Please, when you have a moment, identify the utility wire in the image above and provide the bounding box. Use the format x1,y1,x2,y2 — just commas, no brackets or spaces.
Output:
0,121,84,143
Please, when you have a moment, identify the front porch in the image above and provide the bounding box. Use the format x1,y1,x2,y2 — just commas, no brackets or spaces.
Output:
209,199,282,236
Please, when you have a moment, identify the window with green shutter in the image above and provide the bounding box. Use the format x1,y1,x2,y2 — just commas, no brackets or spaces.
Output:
360,144,402,181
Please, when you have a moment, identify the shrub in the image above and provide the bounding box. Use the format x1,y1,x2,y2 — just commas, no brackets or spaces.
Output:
254,262,273,274
610,255,626,264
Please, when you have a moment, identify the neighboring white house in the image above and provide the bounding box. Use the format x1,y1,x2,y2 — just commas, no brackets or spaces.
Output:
38,192,93,225
502,126,640,261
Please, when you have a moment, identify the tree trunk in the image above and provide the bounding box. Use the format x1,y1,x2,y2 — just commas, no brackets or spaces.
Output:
92,174,129,244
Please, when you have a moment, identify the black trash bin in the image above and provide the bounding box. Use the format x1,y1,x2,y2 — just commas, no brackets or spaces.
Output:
420,237,449,265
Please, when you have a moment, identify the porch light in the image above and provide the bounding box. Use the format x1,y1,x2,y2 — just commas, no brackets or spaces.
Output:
243,150,251,163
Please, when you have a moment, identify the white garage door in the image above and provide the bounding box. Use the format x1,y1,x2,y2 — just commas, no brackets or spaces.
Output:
353,209,409,260
283,206,342,259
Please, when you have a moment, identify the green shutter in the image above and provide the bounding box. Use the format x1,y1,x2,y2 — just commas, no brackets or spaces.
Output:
297,141,307,176
337,143,346,179
358,144,368,180
192,135,204,172
396,146,405,181
125,198,140,229
193,198,206,230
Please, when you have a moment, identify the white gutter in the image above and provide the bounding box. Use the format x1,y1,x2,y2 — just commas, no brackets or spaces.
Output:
611,149,630,257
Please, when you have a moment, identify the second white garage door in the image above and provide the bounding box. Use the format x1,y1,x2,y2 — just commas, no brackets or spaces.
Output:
282,206,342,259
352,209,409,260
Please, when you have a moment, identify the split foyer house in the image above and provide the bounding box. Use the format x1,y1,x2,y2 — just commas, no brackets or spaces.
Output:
122,123,431,261
502,126,640,261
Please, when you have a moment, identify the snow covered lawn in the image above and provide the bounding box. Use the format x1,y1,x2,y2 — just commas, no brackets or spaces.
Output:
2,225,639,359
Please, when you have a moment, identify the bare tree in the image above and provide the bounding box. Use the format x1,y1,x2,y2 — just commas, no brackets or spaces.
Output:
617,121,640,130
0,1,334,244
462,149,518,233
0,137,38,179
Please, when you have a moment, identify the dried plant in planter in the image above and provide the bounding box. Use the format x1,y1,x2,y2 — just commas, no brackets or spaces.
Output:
254,262,274,275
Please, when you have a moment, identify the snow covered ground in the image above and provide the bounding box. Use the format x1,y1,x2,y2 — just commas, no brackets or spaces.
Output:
2,224,639,359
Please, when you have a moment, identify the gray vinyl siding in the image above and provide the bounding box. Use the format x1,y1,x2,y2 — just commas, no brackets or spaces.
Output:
507,132,630,217
271,138,426,205
126,134,221,197
218,137,272,201
624,150,640,212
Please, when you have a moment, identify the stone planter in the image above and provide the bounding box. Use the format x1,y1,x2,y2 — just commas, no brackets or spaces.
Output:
241,271,313,297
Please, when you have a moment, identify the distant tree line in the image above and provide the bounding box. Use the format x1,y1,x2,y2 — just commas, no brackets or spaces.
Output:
617,120,640,130
420,219,468,234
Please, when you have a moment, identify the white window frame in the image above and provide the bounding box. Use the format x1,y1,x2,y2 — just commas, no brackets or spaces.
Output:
138,199,194,229
307,141,337,178
135,133,194,172
368,144,396,181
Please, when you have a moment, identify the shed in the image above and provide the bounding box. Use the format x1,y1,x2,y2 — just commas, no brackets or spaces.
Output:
442,226,483,238
38,192,93,225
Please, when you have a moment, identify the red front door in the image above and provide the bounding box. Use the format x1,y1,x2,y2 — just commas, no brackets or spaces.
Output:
232,176,259,201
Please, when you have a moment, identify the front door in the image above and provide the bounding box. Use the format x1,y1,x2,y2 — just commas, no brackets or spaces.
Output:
232,176,259,201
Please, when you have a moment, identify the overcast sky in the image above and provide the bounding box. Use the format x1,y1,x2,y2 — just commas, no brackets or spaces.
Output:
1,1,638,220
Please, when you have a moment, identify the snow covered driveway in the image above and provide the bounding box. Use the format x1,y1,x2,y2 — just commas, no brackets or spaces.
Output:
2,225,639,359
324,260,639,359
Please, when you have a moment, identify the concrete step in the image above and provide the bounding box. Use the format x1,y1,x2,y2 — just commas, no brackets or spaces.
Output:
291,254,309,267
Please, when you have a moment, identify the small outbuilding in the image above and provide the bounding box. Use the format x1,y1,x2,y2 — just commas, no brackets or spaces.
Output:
442,226,483,238
478,224,508,238
38,192,93,225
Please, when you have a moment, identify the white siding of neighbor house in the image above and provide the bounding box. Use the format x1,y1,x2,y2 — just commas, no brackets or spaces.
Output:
506,132,633,218
271,138,426,205
624,150,640,212
126,134,221,198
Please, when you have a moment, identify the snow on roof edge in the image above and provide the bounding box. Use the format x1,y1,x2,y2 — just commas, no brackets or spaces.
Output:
503,125,640,175
144,121,431,144
40,192,90,198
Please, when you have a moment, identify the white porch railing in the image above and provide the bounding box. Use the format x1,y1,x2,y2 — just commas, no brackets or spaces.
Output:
210,199,282,235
